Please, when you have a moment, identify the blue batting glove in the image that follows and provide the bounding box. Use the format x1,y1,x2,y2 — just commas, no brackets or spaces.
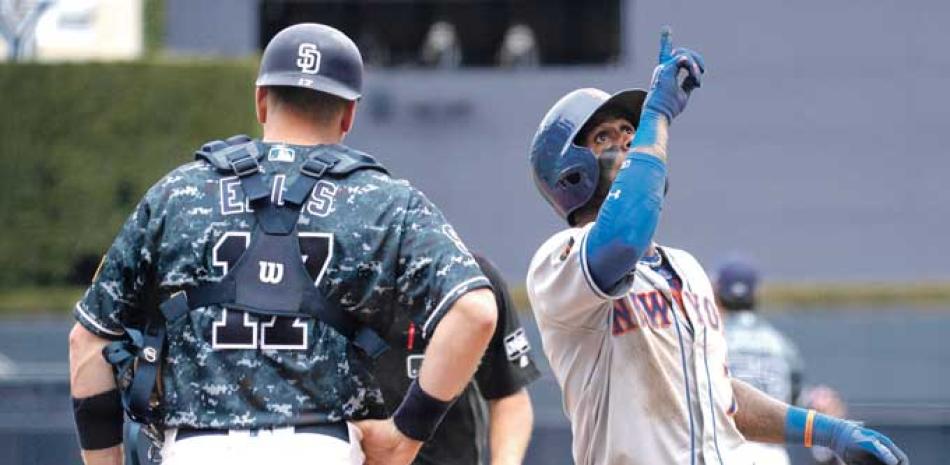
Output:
642,26,705,123
787,408,910,465
827,421,910,465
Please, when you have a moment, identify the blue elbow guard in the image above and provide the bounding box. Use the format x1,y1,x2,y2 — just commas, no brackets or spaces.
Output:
586,152,667,294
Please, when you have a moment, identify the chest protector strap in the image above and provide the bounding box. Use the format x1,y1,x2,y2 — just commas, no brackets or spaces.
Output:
105,142,390,425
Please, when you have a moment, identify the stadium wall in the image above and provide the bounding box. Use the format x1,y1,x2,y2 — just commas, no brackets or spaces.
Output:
2,0,950,287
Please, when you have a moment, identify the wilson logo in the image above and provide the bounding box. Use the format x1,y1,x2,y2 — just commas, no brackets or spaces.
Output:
258,261,285,284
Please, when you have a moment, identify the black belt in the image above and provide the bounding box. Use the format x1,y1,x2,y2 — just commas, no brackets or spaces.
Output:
176,422,348,443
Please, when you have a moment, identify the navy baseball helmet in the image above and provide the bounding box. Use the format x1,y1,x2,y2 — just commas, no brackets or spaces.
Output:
257,23,363,101
529,88,646,225
715,259,759,310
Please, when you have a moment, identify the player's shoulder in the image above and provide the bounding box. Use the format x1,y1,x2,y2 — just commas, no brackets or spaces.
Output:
751,316,793,344
657,244,698,265
142,160,216,203
659,245,706,276
299,143,416,210
472,252,500,282
471,253,512,312
727,312,795,352
731,311,782,335
326,145,418,199
530,223,592,269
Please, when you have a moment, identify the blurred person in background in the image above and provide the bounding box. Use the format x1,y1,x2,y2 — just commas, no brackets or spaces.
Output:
716,258,850,465
357,27,390,67
420,21,461,68
497,23,539,68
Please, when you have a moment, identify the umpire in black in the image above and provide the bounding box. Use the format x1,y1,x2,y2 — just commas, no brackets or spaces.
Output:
374,253,541,465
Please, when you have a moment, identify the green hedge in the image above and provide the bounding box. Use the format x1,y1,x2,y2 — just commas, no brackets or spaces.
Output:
0,61,260,288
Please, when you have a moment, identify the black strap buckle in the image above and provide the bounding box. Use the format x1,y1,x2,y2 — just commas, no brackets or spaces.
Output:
228,152,261,177
301,158,333,178
159,291,190,322
354,327,390,359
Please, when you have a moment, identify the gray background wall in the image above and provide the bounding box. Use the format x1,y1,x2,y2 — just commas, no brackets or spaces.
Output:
334,0,950,283
165,0,258,56
165,0,950,281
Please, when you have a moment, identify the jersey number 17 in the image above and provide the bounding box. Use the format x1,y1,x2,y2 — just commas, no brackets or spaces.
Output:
209,231,332,351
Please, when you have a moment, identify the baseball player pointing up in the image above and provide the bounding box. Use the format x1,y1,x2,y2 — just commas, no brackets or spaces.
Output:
526,28,908,465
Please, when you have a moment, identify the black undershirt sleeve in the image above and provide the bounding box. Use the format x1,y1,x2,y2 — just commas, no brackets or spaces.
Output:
471,254,541,400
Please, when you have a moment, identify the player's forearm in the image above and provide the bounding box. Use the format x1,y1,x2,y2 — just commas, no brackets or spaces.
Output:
80,446,123,465
69,323,118,399
735,379,910,463
69,323,124,463
488,389,534,465
585,149,667,292
732,378,789,443
629,110,670,163
418,288,497,400
390,289,496,444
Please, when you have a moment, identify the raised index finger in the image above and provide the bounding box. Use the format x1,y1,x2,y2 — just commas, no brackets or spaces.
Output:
658,26,673,63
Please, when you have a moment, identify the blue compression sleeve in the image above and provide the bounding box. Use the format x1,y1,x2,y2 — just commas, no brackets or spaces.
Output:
585,111,668,294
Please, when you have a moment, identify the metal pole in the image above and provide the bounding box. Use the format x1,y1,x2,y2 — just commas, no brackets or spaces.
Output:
0,0,14,59
2,0,54,61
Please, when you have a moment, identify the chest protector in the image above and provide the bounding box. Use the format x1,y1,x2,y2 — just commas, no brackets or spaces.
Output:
103,141,391,433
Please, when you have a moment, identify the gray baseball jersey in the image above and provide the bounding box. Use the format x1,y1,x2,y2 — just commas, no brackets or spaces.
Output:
724,311,804,465
723,311,803,407
527,224,751,465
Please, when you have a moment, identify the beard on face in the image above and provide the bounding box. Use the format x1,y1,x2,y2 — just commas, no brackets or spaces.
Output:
596,146,624,195
584,146,625,214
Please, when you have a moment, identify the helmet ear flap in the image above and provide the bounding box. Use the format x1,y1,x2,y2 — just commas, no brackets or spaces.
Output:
553,145,600,223
531,88,638,225
556,168,583,189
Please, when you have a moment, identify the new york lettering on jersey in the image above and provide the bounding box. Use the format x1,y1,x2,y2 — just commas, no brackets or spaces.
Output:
75,141,489,429
610,277,722,336
527,226,748,465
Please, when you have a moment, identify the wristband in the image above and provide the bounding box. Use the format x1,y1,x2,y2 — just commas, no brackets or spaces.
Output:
392,380,455,442
73,389,124,450
785,406,843,449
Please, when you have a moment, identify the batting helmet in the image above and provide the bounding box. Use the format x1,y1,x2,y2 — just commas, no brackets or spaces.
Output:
529,88,646,225
257,23,363,101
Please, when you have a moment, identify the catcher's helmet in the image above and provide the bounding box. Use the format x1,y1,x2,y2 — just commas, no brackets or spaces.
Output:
257,23,363,101
529,88,646,225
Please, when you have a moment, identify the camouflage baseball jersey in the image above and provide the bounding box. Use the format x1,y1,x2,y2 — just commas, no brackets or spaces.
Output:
73,140,490,429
